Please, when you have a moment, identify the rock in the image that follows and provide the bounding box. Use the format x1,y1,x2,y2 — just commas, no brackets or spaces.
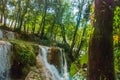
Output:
6,31,15,39
3,30,15,39
25,46,69,80
25,52,53,80
0,41,12,80
47,47,62,73
0,30,15,39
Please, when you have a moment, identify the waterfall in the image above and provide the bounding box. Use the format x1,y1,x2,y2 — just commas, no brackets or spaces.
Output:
0,30,3,38
62,53,69,80
0,41,12,80
39,45,69,80
0,30,14,39
6,31,14,39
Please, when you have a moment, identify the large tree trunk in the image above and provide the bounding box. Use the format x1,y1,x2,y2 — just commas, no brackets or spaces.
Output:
88,0,115,80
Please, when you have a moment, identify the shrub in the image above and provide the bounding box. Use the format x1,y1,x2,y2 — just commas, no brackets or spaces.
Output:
10,40,38,79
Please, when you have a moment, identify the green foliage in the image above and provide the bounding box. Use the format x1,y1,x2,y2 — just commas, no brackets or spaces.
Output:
113,6,120,79
113,6,120,37
10,40,37,66
70,63,78,76
79,53,88,65
114,6,120,28
57,42,70,53
114,48,120,73
10,40,38,78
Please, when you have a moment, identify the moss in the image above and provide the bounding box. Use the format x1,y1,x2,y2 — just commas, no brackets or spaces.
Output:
9,39,39,79
31,44,39,55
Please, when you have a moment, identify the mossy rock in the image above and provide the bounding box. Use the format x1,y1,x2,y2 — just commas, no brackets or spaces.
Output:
9,40,39,79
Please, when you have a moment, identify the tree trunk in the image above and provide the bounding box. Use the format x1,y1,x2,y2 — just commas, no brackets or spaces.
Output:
9,20,14,30
0,13,3,26
50,19,55,39
32,13,37,34
14,0,21,31
88,0,115,80
75,27,86,59
0,0,2,25
69,15,81,62
3,12,7,26
23,21,27,33
18,0,29,32
61,24,67,43
40,0,47,38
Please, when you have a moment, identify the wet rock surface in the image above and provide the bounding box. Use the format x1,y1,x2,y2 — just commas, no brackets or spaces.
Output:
47,47,62,72
0,41,12,80
25,51,53,80
0,30,15,39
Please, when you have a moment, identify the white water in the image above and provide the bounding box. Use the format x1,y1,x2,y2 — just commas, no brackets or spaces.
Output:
0,41,12,80
0,30,3,38
0,30,14,39
6,31,15,39
63,53,69,80
39,45,69,80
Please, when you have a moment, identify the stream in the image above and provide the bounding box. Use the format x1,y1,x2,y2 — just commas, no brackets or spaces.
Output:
39,45,69,80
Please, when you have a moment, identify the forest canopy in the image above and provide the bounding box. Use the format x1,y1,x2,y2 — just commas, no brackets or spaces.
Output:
0,0,120,80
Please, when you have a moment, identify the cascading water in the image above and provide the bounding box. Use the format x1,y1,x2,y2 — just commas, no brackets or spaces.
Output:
6,31,14,39
0,41,12,80
62,53,69,80
0,30,14,39
0,30,3,38
39,45,69,80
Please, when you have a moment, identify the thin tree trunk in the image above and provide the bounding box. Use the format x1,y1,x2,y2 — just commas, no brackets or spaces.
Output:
61,24,67,43
32,13,37,34
0,14,3,25
37,0,47,37
50,19,55,39
9,20,14,29
2,0,4,26
75,27,86,58
37,17,43,35
40,0,47,38
14,0,21,31
18,0,29,32
69,0,85,62
4,14,7,26
3,0,7,26
23,21,26,33
69,15,81,61
0,0,2,25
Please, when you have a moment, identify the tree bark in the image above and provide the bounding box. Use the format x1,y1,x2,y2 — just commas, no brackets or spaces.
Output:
40,0,47,38
69,15,81,62
9,20,14,30
75,27,86,59
50,19,55,39
88,0,115,80
61,24,67,43
18,0,29,32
